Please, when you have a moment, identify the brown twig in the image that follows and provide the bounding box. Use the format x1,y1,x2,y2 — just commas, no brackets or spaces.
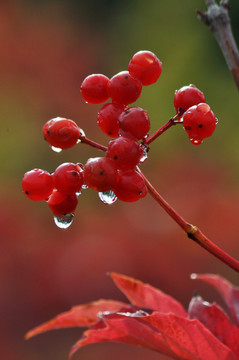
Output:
197,0,239,90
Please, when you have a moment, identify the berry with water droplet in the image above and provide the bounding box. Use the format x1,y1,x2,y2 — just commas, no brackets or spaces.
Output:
97,102,126,138
80,74,110,104
119,106,150,140
106,136,143,170
84,157,118,192
107,71,142,105
22,168,54,201
183,103,217,145
53,162,84,195
174,84,205,113
128,50,162,85
113,170,147,202
47,189,78,216
43,117,80,150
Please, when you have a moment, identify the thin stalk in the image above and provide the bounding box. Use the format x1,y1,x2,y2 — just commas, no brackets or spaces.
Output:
140,170,239,273
144,114,182,146
79,134,107,152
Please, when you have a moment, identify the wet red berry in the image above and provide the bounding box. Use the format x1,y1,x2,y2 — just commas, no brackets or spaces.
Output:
113,170,147,202
183,103,217,145
43,117,80,150
97,102,126,138
174,84,205,113
107,71,142,105
128,50,162,85
84,157,118,192
106,136,143,170
80,74,110,104
119,106,150,140
53,163,84,195
47,189,78,215
22,168,54,201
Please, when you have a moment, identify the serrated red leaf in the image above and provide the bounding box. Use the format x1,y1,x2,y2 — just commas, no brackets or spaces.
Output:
70,310,235,360
191,273,239,326
25,299,127,339
188,295,239,357
110,272,187,317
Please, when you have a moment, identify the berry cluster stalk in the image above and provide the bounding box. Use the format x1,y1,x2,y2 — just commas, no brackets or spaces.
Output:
197,0,239,91
140,171,239,272
77,130,239,273
144,114,181,146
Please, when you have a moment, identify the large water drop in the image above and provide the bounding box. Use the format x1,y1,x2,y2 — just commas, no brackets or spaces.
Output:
54,213,74,229
139,143,148,163
98,190,117,205
51,145,62,153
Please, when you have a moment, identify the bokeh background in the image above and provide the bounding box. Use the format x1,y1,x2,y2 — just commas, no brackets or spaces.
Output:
1,0,239,359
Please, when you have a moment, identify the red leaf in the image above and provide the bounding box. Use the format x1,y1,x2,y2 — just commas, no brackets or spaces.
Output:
110,272,187,317
191,273,239,326
70,310,235,360
188,295,239,357
25,299,127,339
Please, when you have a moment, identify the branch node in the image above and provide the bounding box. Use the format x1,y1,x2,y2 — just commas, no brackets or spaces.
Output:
187,224,198,241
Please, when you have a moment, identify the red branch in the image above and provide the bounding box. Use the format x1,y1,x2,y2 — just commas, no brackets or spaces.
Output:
140,170,239,273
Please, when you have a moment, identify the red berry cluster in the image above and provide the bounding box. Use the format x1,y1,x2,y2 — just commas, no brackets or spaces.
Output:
22,51,218,228
174,84,218,145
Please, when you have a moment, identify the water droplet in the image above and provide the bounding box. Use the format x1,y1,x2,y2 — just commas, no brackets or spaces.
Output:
98,190,117,205
77,128,86,144
139,143,148,163
51,145,62,153
79,128,85,137
54,213,74,229
82,183,88,190
197,103,210,114
190,138,203,145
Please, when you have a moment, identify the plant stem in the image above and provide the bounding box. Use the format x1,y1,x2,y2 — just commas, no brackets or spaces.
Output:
140,170,239,273
144,114,182,146
197,0,239,91
79,133,107,152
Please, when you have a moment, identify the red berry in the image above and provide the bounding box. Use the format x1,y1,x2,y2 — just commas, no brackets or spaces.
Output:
128,50,162,85
107,71,142,105
80,74,110,104
174,84,205,113
43,117,80,150
119,106,150,140
22,168,54,201
183,103,217,145
53,163,84,195
84,157,118,192
97,102,126,138
106,136,143,170
113,170,147,202
47,189,78,215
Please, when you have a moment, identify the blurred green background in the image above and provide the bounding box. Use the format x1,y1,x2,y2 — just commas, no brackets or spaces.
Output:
1,0,239,359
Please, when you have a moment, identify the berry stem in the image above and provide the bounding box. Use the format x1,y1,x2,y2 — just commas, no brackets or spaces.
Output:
197,0,239,91
140,170,239,273
79,134,107,152
144,114,182,146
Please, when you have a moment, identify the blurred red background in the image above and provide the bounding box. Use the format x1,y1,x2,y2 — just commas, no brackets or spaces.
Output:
1,1,239,360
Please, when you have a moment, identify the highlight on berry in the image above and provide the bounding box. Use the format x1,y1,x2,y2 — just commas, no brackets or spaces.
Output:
22,50,218,229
